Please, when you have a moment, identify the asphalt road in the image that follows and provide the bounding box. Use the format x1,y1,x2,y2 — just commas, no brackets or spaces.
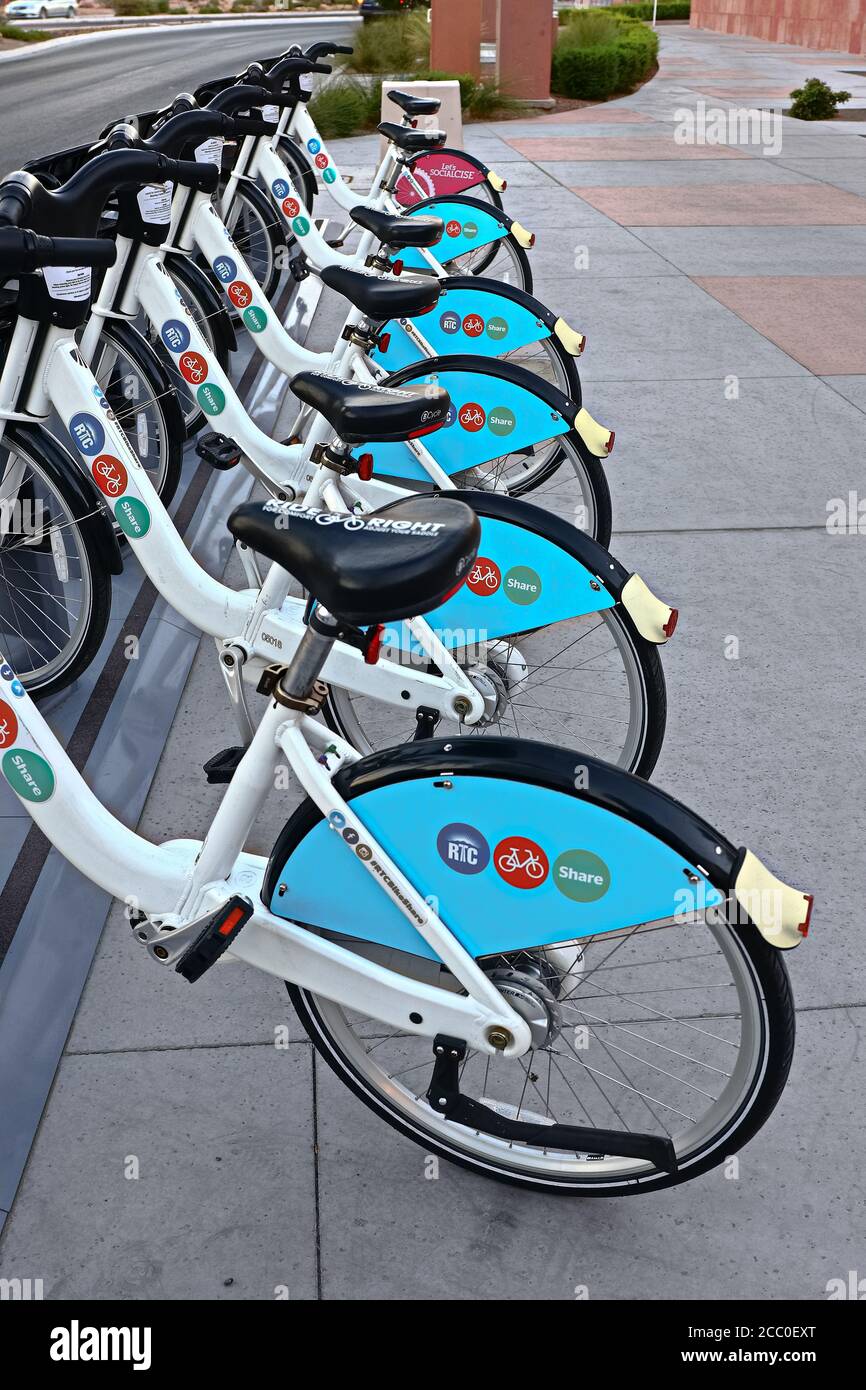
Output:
0,16,360,171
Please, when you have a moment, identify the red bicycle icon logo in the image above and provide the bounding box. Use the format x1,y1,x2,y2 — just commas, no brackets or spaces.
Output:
497,846,546,880
91,455,129,500
95,459,125,496
470,562,498,590
463,315,484,337
493,836,549,888
459,403,486,432
228,282,253,309
0,700,18,749
180,352,206,384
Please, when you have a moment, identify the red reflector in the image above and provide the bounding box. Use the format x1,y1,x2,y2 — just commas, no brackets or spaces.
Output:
439,574,467,603
415,300,438,317
378,332,391,353
408,421,442,439
410,118,418,128
501,179,508,191
799,894,814,938
605,430,615,454
528,233,536,248
358,452,374,481
662,608,679,639
391,259,403,276
218,906,246,938
365,624,385,664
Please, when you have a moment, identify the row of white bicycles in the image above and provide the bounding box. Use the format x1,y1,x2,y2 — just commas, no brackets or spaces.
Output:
0,41,811,1195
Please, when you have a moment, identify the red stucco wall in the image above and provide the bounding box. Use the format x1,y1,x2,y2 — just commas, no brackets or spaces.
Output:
690,1,866,55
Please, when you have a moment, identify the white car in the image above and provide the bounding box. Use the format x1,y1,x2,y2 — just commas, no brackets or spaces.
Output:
4,0,78,18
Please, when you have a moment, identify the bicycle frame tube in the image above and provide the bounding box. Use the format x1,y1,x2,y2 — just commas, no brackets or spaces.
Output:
0,652,529,1054
8,320,483,722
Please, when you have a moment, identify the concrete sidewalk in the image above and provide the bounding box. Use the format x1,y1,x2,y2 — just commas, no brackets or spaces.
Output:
1,23,865,1300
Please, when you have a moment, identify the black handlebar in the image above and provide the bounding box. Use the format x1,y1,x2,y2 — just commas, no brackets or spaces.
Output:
0,148,217,243
0,226,117,275
303,41,353,60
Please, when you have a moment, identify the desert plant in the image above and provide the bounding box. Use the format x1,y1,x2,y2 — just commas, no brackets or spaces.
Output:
111,0,169,13
343,13,430,75
308,77,382,139
788,77,851,121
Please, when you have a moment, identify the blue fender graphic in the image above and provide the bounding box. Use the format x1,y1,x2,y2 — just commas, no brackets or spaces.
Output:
269,776,724,962
371,284,551,372
370,368,568,483
384,513,613,654
399,200,507,270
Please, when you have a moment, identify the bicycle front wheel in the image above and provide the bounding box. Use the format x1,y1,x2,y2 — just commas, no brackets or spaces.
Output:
88,320,184,509
0,426,112,698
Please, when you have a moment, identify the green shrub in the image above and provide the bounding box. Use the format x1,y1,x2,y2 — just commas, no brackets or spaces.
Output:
788,77,851,120
560,2,689,20
343,13,430,74
308,77,382,139
0,23,51,41
111,0,169,14
553,9,658,101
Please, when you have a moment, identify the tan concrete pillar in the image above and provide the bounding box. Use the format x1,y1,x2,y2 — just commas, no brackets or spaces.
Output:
430,0,483,79
496,0,554,101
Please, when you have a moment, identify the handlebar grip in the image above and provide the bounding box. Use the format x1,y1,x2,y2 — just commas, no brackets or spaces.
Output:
232,115,279,138
304,42,353,59
0,227,117,273
169,157,220,193
0,190,29,228
39,236,117,268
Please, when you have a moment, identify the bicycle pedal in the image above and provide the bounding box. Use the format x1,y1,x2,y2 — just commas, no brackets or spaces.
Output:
203,746,246,784
195,432,242,471
175,896,254,983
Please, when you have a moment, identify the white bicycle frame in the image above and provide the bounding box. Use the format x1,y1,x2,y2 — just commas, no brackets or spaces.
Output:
221,104,460,280
0,644,531,1057
81,191,478,496
0,308,488,727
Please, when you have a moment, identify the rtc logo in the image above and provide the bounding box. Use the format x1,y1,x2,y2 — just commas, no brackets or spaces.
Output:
458,402,486,432
314,153,328,170
494,836,549,889
91,455,128,499
213,256,237,284
437,822,490,876
445,220,462,238
466,557,501,596
462,314,484,338
272,179,290,200
178,351,208,386
439,311,460,335
281,197,300,219
0,699,18,750
227,281,254,310
68,414,105,457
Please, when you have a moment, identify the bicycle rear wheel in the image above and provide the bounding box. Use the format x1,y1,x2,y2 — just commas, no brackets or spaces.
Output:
281,743,794,1196
291,913,793,1196
0,426,113,699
